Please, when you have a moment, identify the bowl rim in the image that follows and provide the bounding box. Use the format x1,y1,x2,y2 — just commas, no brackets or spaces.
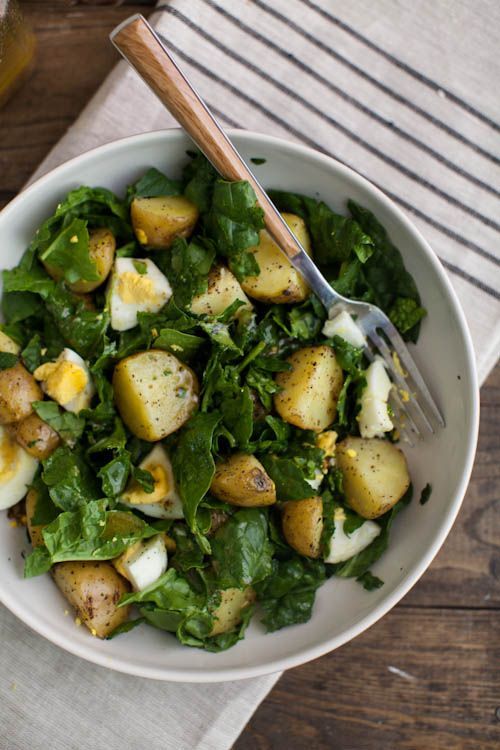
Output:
0,128,480,682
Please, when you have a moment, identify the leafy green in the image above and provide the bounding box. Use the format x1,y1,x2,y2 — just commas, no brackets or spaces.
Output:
419,483,432,505
348,201,424,341
269,190,373,266
389,297,427,334
153,329,204,361
41,446,100,511
356,571,384,591
183,151,217,212
259,455,314,501
32,401,85,445
127,167,181,200
160,236,215,309
38,219,99,285
21,334,42,372
255,556,325,632
24,501,157,577
206,181,264,280
211,508,273,588
171,413,221,552
0,352,18,370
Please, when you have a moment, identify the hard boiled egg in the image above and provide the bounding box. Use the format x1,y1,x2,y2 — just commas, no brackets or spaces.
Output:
34,348,95,413
121,444,183,519
324,507,381,564
322,310,366,348
113,534,167,591
108,258,172,332
357,358,394,438
0,426,38,510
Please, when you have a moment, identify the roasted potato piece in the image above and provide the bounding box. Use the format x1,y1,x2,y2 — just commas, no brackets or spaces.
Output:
0,363,42,424
25,488,46,548
282,496,323,558
112,350,198,441
131,195,199,249
210,586,256,636
0,331,20,354
211,453,276,507
52,561,131,639
274,345,343,432
336,436,410,519
14,413,60,460
43,228,115,293
190,265,252,318
71,228,115,293
241,213,311,303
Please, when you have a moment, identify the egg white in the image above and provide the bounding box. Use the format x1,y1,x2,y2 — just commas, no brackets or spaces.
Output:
324,508,381,564
108,258,172,332
0,426,38,511
121,444,184,520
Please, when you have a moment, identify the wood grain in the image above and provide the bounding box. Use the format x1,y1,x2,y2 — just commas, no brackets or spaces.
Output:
1,4,499,749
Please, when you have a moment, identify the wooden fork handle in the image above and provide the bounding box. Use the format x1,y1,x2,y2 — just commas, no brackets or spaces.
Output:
110,14,302,260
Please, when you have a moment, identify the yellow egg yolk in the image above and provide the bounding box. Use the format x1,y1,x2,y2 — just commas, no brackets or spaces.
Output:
117,272,163,305
34,361,88,405
123,464,170,505
0,432,20,482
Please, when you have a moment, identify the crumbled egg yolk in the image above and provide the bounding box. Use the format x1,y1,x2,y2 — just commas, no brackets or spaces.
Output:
90,628,98,637
69,235,79,244
316,430,338,458
399,389,410,403
392,351,408,377
0,432,21,482
346,448,358,458
74,617,82,627
117,272,163,306
122,463,170,505
34,360,88,405
136,228,148,245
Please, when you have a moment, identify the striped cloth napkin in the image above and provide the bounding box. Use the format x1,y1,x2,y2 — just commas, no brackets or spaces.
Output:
2,2,498,750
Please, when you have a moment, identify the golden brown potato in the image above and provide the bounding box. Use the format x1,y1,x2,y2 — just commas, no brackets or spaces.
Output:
336,436,410,519
14,413,60,460
43,228,115,293
0,363,42,424
274,346,343,432
210,586,256,636
0,331,20,354
52,561,131,639
25,488,46,548
211,453,276,507
282,496,323,558
112,350,198,441
131,195,199,249
241,213,312,304
190,265,252,318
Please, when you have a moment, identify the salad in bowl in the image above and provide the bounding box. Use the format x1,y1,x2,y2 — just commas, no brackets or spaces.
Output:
1,149,428,652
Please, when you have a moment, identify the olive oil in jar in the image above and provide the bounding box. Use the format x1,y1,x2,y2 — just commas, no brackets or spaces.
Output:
0,1,36,109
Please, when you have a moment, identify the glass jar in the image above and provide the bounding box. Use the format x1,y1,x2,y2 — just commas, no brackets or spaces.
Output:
0,0,36,109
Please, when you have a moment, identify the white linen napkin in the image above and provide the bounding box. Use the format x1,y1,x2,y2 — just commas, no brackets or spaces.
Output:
1,1,499,749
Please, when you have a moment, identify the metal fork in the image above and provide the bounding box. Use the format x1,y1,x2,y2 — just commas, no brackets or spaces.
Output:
110,14,445,443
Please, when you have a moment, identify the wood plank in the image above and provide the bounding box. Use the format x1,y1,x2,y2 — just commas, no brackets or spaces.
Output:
403,366,500,609
234,607,500,750
0,2,155,201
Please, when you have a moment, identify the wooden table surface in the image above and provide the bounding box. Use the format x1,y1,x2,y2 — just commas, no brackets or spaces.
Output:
1,3,499,748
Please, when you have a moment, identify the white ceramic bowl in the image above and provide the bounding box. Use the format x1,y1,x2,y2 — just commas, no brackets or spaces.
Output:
0,130,479,682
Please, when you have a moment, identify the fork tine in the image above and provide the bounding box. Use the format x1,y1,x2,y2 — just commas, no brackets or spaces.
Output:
364,319,445,431
366,330,435,435
384,326,445,429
